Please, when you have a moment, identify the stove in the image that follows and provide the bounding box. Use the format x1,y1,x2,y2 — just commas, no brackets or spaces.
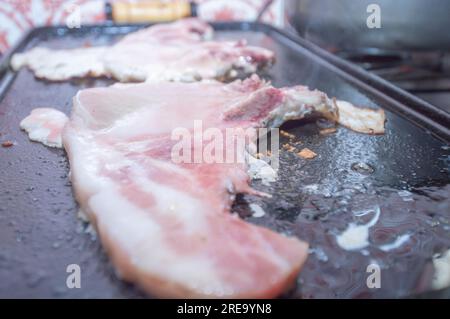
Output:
337,50,450,113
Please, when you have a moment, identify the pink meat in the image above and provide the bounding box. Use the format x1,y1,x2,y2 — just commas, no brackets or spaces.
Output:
63,76,313,298
103,19,275,82
62,75,385,298
11,18,275,83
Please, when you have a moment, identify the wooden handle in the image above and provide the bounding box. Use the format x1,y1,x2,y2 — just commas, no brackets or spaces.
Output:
109,1,193,23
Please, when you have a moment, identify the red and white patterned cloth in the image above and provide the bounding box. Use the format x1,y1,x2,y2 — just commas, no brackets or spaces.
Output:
0,0,284,53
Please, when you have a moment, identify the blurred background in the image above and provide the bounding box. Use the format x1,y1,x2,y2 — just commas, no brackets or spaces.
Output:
0,0,284,53
285,0,450,112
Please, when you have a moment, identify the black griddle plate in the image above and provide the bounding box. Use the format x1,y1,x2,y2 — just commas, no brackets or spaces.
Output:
0,23,449,298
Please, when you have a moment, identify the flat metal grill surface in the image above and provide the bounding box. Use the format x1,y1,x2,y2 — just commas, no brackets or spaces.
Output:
0,24,449,298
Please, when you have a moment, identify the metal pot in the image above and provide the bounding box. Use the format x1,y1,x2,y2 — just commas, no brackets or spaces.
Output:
286,0,450,52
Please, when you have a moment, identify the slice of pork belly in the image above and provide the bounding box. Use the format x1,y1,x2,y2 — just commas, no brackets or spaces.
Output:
61,75,385,298
11,18,274,83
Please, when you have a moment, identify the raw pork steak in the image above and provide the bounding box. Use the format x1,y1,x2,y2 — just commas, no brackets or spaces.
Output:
11,19,274,82
56,75,384,298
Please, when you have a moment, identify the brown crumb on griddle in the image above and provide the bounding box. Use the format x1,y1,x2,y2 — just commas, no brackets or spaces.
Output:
282,143,296,152
2,141,14,148
298,148,317,159
319,127,337,135
280,130,295,139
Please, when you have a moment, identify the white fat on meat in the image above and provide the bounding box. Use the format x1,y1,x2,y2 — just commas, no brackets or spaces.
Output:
104,40,274,83
59,75,385,298
20,108,68,148
335,100,385,134
11,47,106,81
11,18,274,83
268,86,337,127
